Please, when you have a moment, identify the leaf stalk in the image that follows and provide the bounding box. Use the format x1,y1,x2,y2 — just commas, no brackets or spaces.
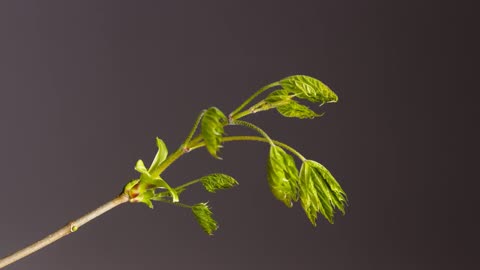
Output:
229,81,280,118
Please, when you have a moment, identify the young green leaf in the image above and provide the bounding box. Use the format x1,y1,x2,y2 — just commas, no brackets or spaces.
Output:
276,101,322,119
132,158,179,203
201,107,227,159
266,145,299,207
299,160,347,226
134,159,149,175
148,137,168,172
132,189,155,209
200,173,239,193
263,89,322,119
264,89,294,104
280,75,338,104
308,160,347,213
149,176,179,202
152,186,187,201
299,162,333,225
191,203,218,235
123,179,140,195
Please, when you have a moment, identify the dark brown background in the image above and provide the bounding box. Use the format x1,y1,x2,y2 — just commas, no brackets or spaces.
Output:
0,1,477,269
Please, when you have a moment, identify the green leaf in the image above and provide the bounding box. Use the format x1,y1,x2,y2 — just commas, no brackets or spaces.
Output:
123,179,140,194
266,145,299,207
201,107,227,159
264,89,294,104
276,101,322,119
152,187,187,201
150,176,179,203
280,75,338,104
200,173,239,193
299,160,347,226
133,189,155,209
134,159,149,175
309,160,347,214
148,137,168,172
192,202,218,235
132,158,179,203
263,88,323,119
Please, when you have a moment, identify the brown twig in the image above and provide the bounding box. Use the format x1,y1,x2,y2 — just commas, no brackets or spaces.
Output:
0,193,129,269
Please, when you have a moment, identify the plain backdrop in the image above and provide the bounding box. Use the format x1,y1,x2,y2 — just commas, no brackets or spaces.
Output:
0,1,477,269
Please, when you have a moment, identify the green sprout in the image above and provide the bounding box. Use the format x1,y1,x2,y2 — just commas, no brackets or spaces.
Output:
0,75,347,269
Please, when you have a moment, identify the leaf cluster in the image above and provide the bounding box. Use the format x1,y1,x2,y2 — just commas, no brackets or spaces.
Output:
122,74,347,234
122,135,238,234
246,75,337,120
266,148,347,226
123,138,178,208
228,75,347,225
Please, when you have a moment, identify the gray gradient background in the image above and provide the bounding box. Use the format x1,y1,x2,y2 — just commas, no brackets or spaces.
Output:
0,1,477,269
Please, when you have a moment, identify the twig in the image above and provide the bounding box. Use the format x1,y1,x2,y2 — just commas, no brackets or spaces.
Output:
0,193,129,269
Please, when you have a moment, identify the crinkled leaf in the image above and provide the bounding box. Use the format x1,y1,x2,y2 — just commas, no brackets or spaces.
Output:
267,145,299,207
264,89,294,104
192,202,218,235
299,160,347,226
280,75,338,104
299,162,328,225
308,160,347,214
148,137,168,172
200,173,239,193
276,101,322,119
201,107,227,159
